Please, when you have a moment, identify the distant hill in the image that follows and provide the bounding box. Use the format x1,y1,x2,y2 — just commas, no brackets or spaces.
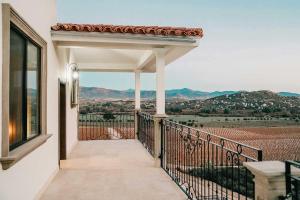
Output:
79,87,238,100
199,90,300,115
79,88,300,116
278,92,300,97
79,87,300,100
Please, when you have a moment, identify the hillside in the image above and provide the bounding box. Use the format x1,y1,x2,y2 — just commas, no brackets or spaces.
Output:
195,90,300,116
278,92,300,97
79,87,238,100
79,88,300,117
80,87,300,101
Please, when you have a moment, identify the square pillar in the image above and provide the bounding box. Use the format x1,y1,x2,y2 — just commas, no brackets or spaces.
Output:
153,48,168,166
154,48,166,115
244,161,300,200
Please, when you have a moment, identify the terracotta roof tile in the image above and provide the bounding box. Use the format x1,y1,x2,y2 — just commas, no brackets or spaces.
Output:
51,23,203,38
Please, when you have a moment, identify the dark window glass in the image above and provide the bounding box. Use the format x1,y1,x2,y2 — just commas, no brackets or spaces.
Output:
26,41,40,139
9,25,41,150
9,27,26,147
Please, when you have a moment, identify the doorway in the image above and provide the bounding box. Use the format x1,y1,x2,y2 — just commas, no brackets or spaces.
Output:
59,81,67,161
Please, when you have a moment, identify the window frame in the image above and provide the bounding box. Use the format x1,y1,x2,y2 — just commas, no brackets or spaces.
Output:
1,4,50,170
9,24,42,151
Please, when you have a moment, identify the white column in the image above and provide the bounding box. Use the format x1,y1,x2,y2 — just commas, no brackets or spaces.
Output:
135,71,141,110
155,48,166,115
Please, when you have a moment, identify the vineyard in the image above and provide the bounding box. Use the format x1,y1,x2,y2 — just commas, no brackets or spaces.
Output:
79,127,135,140
78,113,300,161
201,127,300,160
78,113,135,140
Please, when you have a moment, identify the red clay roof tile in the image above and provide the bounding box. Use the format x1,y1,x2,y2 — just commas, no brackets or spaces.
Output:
51,23,203,37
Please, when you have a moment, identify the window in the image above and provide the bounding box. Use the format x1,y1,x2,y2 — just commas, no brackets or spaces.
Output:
9,25,41,150
0,4,49,170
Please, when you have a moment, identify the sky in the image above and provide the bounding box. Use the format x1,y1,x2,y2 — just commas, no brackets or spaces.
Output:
57,0,300,92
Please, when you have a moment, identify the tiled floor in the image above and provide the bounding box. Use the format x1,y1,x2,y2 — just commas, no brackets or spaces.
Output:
41,140,186,200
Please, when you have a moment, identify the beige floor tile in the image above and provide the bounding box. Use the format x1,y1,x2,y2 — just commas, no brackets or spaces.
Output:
41,140,186,200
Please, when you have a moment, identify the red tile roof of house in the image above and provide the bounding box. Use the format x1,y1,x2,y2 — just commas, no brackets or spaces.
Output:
51,23,203,37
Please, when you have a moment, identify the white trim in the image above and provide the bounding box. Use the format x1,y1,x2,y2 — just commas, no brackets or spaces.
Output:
51,31,199,46
67,140,78,159
34,167,59,200
137,51,154,70
78,63,136,71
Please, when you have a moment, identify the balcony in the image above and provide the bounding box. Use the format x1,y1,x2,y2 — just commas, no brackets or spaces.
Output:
45,25,299,200
40,112,273,200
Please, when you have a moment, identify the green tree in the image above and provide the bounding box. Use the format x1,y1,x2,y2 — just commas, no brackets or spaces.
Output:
103,113,115,121
224,108,230,114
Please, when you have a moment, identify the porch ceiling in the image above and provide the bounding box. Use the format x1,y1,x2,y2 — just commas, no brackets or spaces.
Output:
71,47,154,72
52,26,202,72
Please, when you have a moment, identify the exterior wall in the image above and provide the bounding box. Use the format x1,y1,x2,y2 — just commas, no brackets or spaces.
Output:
57,48,78,157
0,3,2,159
66,49,78,156
0,0,60,199
65,79,79,156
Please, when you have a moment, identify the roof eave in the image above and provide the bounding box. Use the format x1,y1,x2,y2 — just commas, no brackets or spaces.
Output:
51,30,200,48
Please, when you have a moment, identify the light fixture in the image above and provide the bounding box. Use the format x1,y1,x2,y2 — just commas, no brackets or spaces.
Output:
69,63,79,81
69,63,79,108
72,70,79,80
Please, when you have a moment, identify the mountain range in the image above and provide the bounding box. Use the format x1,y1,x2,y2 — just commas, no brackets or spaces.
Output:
79,87,300,100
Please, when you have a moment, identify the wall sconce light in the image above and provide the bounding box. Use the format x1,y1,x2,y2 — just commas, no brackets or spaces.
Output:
69,63,79,108
72,70,79,80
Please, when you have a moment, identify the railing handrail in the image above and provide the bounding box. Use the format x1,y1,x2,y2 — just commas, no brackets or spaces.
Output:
162,119,263,161
137,111,155,156
80,112,134,115
78,112,135,140
136,112,264,199
137,113,261,150
137,111,154,119
286,160,300,168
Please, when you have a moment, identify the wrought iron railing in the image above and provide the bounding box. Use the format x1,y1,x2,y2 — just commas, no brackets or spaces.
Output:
285,160,300,200
137,112,155,156
160,119,263,200
78,112,135,140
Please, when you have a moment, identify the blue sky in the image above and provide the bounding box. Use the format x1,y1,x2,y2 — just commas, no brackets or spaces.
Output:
57,0,300,92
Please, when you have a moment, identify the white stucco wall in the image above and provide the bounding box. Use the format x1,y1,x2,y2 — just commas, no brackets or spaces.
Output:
57,48,79,157
0,3,3,159
65,56,79,157
0,0,60,199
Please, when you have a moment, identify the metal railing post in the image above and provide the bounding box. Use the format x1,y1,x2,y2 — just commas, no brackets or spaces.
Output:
285,161,292,197
160,119,164,168
153,114,167,167
258,149,263,161
134,109,140,139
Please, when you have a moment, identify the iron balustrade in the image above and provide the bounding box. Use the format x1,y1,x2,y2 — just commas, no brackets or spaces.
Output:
78,112,135,140
137,112,155,157
285,160,300,200
160,119,263,200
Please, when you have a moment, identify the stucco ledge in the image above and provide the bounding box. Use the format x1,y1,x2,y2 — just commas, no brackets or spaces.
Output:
243,161,300,178
0,134,52,170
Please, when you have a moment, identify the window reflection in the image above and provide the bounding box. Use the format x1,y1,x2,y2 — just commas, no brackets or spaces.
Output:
9,28,25,147
27,41,40,139
9,25,41,150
